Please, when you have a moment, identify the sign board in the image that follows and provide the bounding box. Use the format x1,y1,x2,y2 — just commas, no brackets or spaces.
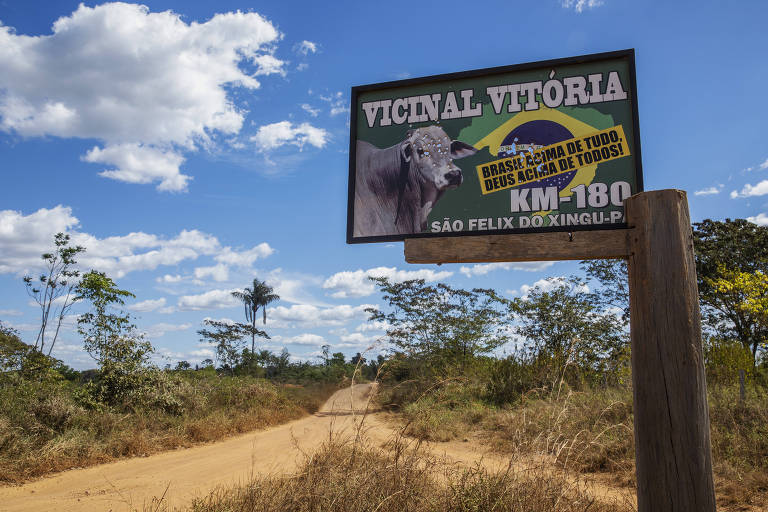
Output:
347,49,642,244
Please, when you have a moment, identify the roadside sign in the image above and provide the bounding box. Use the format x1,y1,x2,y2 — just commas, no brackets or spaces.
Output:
348,49,642,243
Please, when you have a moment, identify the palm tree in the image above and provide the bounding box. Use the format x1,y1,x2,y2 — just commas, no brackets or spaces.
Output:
231,278,280,353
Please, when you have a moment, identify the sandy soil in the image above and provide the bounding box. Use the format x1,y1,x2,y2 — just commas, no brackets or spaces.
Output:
0,383,633,511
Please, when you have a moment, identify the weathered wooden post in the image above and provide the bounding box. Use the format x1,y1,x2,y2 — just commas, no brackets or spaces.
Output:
625,189,716,511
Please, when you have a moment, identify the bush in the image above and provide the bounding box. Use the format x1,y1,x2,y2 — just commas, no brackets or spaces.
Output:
704,337,755,385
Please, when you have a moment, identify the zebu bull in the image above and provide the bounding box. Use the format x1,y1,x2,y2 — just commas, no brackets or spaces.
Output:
353,125,478,237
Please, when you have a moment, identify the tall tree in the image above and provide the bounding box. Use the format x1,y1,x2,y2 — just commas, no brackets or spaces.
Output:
24,232,85,356
231,278,279,353
75,270,139,365
513,276,627,387
693,219,768,361
367,277,510,373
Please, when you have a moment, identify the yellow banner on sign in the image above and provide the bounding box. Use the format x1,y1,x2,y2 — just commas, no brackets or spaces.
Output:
475,125,631,195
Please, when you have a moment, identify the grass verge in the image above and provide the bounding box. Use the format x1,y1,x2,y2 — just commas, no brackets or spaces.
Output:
0,374,338,483
156,435,634,512
381,379,768,511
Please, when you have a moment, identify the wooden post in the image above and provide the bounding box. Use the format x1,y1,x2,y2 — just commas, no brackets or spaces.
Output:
625,190,716,512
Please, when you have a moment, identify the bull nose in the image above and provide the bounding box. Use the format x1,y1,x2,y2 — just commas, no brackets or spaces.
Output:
445,169,462,186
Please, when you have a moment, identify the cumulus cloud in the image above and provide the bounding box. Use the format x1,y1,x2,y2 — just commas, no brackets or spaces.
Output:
731,180,768,198
194,264,230,282
0,205,274,277
83,144,189,192
128,298,167,313
270,303,374,328
747,213,768,226
215,243,274,267
281,333,325,346
693,185,723,196
561,0,604,12
339,332,381,346
250,121,329,151
177,289,239,311
0,3,286,191
323,267,453,298
458,261,555,278
143,322,192,338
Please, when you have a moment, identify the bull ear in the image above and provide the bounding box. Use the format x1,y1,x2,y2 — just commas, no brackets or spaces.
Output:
401,141,412,162
450,140,478,159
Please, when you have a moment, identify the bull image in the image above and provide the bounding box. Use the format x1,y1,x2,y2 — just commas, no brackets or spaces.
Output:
353,125,478,237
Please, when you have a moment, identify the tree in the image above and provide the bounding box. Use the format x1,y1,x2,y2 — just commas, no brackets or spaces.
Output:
231,278,280,353
693,219,768,361
75,271,139,365
367,278,510,373
705,266,768,361
579,259,629,323
23,232,85,356
197,319,268,373
513,277,627,387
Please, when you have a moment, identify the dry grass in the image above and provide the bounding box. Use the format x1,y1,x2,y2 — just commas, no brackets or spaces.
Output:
384,379,768,511
155,435,634,512
0,376,338,483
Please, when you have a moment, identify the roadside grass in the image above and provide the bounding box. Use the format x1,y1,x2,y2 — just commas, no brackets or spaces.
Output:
0,374,338,483
159,435,634,512
381,379,768,511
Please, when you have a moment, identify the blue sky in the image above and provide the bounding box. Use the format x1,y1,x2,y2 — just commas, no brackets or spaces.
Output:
1,0,766,369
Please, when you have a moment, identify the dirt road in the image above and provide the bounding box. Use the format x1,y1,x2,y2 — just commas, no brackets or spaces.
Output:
0,383,632,511
0,384,386,511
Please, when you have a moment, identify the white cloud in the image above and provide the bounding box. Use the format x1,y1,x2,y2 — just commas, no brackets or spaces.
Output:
128,298,167,313
293,40,317,55
194,263,230,282
747,213,768,226
339,332,380,345
250,121,329,151
281,333,325,346
693,185,722,196
731,180,768,198
318,91,349,117
177,288,239,311
0,3,285,191
215,243,274,267
356,320,390,332
323,266,453,298
83,144,189,192
252,54,286,77
761,158,768,170
157,274,184,283
0,205,80,274
143,322,192,338
0,205,273,278
301,104,320,117
0,309,23,317
561,0,604,12
271,303,374,328
459,261,555,278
